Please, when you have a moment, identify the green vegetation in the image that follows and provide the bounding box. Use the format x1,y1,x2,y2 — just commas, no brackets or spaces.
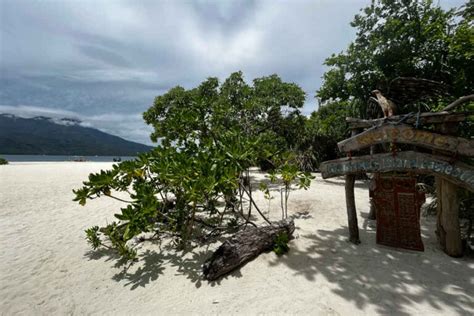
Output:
317,0,473,118
74,72,313,261
305,0,473,163
0,157,8,165
273,231,290,256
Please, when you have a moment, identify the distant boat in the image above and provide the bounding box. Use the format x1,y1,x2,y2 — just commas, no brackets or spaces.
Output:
113,157,122,162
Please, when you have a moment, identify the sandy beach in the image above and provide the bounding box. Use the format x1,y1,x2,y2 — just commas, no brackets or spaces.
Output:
1,162,473,315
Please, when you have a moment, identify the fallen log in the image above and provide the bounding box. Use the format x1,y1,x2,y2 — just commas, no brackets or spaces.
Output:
202,219,295,281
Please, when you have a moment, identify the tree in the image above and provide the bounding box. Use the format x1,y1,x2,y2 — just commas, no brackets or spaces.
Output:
74,72,313,263
291,101,350,170
317,0,473,118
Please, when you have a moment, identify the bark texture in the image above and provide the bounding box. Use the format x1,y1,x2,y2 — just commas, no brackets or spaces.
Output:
202,219,295,281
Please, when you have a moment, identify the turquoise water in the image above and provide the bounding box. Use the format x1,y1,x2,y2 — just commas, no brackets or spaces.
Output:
0,154,136,162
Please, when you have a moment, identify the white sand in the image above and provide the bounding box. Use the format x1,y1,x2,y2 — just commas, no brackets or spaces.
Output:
1,162,473,315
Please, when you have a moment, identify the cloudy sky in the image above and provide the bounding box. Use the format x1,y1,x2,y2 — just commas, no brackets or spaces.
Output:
0,0,464,145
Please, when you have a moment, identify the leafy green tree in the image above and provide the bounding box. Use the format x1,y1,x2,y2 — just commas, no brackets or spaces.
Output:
290,101,350,170
317,0,473,118
307,101,350,141
74,72,313,261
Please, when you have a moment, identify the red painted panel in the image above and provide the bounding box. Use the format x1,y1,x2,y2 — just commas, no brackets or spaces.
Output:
373,174,425,251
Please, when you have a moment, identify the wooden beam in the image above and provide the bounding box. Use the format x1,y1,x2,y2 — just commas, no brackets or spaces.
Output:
320,151,474,192
337,123,474,156
346,112,469,129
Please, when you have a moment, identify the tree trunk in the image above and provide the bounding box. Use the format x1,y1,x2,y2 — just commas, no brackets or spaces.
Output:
202,219,295,281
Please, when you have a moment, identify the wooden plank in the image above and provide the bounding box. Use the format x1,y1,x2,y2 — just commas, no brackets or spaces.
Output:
346,112,469,129
320,151,474,192
338,123,474,156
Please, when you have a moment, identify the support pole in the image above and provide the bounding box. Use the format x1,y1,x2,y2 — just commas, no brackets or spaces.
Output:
437,179,463,257
345,128,361,244
435,122,462,257
345,174,360,244
368,145,377,220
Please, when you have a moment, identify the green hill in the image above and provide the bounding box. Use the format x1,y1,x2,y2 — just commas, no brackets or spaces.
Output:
0,114,153,155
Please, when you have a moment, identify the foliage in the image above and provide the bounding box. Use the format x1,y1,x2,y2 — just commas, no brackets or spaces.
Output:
273,231,290,256
299,101,351,168
85,226,101,250
317,0,473,118
262,153,314,219
74,72,312,262
0,157,8,165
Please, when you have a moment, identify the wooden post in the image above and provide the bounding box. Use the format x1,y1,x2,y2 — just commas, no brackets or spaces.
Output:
435,178,445,249
437,179,463,256
345,174,360,244
435,122,463,257
345,128,361,244
368,145,377,220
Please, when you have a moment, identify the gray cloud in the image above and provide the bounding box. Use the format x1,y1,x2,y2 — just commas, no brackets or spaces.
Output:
78,44,132,68
0,0,466,144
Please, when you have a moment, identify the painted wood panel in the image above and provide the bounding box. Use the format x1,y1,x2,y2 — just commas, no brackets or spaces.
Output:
320,151,474,191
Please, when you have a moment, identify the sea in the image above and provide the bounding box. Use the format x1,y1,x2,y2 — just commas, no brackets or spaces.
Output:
0,154,136,162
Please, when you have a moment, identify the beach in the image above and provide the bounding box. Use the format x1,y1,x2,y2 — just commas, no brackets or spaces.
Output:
1,162,473,315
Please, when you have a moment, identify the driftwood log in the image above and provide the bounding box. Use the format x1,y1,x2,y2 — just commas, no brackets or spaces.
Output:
202,219,295,281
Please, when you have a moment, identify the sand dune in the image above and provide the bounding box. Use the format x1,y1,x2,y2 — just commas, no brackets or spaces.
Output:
1,162,473,315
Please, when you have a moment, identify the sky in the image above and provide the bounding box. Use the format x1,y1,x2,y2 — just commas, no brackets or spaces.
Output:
0,0,465,145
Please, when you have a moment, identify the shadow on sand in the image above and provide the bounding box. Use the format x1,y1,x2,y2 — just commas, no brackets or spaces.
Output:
267,222,474,315
84,241,244,290
83,189,473,314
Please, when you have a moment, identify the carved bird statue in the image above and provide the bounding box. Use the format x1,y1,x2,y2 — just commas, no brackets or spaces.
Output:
366,77,448,119
372,89,397,117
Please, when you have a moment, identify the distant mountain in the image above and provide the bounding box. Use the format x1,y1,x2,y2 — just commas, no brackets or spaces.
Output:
0,114,153,155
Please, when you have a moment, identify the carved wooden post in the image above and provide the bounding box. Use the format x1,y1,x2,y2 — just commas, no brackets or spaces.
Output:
345,129,360,244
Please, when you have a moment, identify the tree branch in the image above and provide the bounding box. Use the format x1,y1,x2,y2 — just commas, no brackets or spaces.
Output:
240,184,273,225
442,94,474,112
106,194,134,204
